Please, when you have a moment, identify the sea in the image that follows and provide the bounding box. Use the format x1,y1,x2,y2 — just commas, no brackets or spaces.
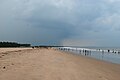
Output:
56,47,120,64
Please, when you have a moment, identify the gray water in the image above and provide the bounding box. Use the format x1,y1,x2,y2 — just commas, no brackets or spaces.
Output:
58,47,120,64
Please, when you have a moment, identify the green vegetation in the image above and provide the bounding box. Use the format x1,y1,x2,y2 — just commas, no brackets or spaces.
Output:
0,42,31,47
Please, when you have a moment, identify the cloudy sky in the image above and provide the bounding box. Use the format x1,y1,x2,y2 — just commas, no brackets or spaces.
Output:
0,0,120,46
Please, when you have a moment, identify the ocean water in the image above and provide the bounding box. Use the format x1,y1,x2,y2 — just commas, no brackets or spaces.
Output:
57,47,120,64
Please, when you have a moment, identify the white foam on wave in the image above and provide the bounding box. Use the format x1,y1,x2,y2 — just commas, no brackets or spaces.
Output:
57,47,120,53
60,47,95,51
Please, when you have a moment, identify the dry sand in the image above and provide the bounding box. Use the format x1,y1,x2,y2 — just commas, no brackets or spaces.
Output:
0,48,120,80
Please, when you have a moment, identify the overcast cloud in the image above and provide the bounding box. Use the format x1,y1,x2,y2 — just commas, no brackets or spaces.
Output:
0,0,120,46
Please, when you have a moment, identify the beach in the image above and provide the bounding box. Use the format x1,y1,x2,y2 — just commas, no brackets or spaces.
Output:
0,48,120,80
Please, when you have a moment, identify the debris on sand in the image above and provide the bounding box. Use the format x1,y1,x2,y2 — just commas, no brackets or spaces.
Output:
3,66,6,69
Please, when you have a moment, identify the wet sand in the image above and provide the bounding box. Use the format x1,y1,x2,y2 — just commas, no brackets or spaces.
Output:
0,48,120,80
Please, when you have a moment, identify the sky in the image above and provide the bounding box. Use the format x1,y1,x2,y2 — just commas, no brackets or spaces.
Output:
0,0,120,47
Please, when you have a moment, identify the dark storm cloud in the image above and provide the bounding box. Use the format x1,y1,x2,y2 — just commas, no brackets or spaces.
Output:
1,0,120,46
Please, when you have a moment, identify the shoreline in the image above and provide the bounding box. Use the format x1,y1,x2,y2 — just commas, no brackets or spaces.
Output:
0,48,120,80
61,50,120,65
57,47,120,64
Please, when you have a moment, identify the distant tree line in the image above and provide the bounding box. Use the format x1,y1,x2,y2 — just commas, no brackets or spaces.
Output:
0,42,31,47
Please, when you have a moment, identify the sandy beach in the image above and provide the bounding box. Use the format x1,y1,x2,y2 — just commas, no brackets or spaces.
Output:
0,48,120,80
